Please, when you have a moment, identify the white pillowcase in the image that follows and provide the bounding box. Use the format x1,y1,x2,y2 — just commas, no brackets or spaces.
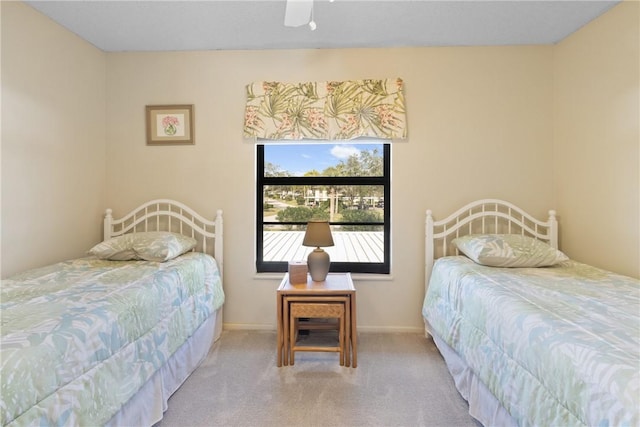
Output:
452,234,569,268
89,232,197,262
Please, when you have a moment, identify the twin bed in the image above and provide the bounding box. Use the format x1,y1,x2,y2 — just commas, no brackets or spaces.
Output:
422,199,639,426
1,200,224,427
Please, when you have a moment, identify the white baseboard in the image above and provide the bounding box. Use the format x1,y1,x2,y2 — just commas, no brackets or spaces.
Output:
222,322,424,334
223,323,274,331
358,325,424,334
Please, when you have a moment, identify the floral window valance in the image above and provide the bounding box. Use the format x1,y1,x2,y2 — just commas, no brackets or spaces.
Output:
243,78,407,141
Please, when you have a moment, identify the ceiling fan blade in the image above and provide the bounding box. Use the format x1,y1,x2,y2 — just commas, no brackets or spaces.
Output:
284,0,313,27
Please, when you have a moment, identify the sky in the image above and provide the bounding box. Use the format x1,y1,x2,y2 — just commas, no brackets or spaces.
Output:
265,143,382,176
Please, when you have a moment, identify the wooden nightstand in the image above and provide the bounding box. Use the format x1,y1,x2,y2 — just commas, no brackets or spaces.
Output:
276,273,357,368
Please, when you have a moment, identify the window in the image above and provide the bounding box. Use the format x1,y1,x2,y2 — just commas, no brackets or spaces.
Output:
256,142,390,274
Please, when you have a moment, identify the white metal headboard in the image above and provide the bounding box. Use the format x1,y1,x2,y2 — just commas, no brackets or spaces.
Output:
103,199,223,277
425,199,557,286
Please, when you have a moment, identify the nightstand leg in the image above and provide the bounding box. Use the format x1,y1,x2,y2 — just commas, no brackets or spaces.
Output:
345,298,351,367
277,293,282,367
283,297,289,366
351,293,357,368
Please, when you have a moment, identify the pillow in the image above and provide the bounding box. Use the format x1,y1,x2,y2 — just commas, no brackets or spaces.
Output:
452,234,569,268
132,232,197,262
88,234,140,261
89,232,197,262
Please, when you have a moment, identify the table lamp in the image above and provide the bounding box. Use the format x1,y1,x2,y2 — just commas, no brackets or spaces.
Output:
302,220,335,282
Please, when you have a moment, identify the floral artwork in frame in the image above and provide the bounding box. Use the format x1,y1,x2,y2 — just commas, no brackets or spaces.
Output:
146,105,194,145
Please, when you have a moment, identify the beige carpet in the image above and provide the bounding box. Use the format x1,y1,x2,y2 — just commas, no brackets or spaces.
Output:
156,330,480,427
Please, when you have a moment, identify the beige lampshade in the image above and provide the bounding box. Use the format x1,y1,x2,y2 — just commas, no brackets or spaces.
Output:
302,221,334,248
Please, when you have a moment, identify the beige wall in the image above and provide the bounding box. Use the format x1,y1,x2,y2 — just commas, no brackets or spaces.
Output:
554,1,640,279
105,47,554,331
1,2,107,277
3,1,637,332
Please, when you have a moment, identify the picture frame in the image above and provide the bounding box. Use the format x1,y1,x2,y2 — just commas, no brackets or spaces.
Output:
146,104,194,145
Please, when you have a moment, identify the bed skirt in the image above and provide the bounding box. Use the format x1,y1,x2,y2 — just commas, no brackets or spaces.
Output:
107,308,223,427
426,321,517,427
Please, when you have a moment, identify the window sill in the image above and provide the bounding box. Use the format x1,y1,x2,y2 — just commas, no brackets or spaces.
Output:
254,272,394,282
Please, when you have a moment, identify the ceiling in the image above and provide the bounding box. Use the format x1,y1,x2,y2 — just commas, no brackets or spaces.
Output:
25,0,620,52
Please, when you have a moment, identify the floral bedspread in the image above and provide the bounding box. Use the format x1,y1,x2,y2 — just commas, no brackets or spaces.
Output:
423,256,639,426
1,253,224,426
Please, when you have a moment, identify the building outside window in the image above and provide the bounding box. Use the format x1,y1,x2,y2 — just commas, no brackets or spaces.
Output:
256,142,390,274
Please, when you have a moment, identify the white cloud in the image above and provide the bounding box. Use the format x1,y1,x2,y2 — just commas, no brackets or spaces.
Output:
330,145,360,160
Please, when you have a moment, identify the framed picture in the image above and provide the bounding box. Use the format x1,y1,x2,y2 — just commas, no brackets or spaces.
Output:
146,104,194,145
